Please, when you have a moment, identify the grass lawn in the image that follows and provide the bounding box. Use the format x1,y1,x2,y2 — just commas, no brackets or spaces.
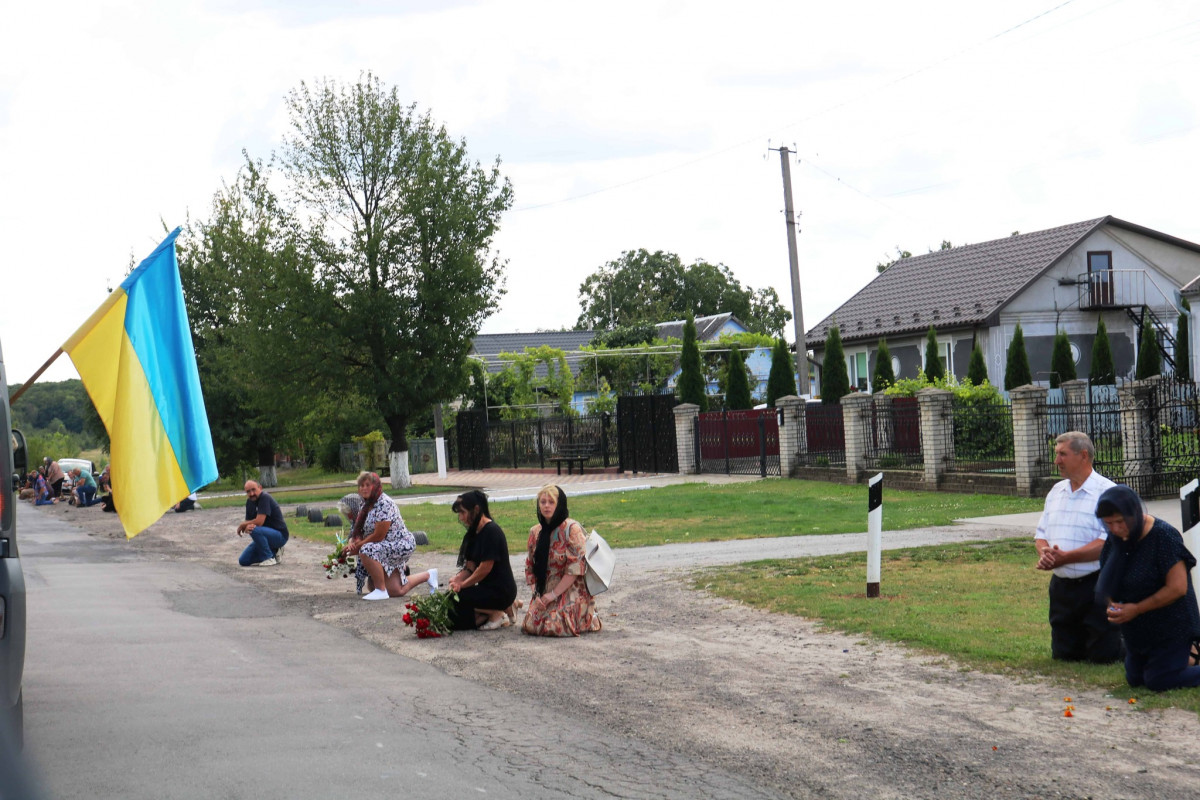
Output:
204,465,362,493
199,484,468,511
280,478,1044,553
694,538,1200,715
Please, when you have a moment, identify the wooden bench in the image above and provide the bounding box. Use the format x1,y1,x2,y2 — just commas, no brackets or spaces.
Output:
548,442,596,475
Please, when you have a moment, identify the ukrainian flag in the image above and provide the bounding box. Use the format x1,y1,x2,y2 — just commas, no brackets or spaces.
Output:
64,228,218,538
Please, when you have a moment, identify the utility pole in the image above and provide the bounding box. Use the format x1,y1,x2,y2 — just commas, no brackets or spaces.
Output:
773,145,810,395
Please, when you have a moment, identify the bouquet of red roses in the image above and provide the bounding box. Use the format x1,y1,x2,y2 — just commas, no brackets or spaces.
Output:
402,590,457,638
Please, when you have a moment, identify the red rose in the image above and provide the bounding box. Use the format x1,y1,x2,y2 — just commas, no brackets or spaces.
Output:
416,618,430,630
402,613,412,624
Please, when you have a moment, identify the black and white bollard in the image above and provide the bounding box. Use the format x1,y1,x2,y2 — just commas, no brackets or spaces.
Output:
1180,479,1200,616
867,472,883,598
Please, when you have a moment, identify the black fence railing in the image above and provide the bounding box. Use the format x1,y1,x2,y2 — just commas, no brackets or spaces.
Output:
453,411,615,472
694,409,780,477
864,397,923,471
946,398,1015,474
802,402,846,468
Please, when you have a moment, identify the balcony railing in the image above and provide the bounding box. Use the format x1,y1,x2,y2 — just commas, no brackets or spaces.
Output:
1077,270,1147,309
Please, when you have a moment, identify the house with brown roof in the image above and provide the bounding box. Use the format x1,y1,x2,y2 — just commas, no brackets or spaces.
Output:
805,217,1200,393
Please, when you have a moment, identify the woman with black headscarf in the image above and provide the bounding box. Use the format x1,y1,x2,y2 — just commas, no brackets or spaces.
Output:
1095,484,1200,691
523,484,601,636
448,490,518,630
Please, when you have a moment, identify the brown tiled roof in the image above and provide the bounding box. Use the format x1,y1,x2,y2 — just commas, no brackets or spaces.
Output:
806,217,1111,347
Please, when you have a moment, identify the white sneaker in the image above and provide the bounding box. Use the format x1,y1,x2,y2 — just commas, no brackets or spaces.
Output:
427,568,438,594
361,588,390,601
257,557,278,567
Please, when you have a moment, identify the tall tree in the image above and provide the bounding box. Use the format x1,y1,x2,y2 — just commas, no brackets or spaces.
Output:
821,325,850,404
280,74,513,486
677,314,708,410
1004,323,1032,391
872,339,895,391
1090,317,1116,385
923,326,945,382
575,249,790,335
765,338,797,407
1136,317,1161,380
723,347,752,410
1049,330,1076,388
967,341,988,385
1178,298,1191,381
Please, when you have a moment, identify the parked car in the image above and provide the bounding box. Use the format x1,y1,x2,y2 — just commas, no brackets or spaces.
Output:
1,338,28,749
57,457,96,496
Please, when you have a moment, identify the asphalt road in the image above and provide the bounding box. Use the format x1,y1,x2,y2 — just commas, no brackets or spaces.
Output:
13,506,786,800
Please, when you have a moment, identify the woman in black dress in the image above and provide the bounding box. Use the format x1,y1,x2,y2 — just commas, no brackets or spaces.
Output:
1095,484,1200,691
448,491,518,630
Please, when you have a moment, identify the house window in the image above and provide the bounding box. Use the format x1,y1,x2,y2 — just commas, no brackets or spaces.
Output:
924,340,952,376
847,351,869,392
1088,251,1113,306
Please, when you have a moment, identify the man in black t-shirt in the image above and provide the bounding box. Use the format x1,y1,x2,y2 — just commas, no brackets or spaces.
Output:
236,481,290,567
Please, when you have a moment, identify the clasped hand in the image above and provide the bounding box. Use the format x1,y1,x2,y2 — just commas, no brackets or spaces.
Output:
1106,601,1139,624
1037,545,1064,570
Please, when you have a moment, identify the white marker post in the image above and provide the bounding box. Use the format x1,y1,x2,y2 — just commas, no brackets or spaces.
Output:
1180,479,1200,617
434,404,448,480
867,472,883,598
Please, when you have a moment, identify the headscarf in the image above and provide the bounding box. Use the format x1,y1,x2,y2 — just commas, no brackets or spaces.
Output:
532,485,569,596
351,473,383,539
452,490,492,568
338,493,363,523
1094,484,1146,606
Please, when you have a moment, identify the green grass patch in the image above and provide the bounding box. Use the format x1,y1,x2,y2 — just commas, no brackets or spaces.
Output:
199,484,469,510
694,538,1200,715
203,466,362,493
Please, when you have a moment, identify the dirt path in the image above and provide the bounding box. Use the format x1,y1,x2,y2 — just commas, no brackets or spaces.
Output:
38,500,1200,799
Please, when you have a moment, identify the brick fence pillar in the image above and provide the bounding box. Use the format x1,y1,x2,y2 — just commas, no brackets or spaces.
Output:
774,395,805,478
1061,379,1088,434
673,403,700,475
1010,384,1048,496
841,393,873,482
917,388,954,489
1118,380,1156,490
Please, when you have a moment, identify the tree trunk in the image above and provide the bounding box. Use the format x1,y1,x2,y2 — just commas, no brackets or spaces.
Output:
384,413,411,489
257,464,278,488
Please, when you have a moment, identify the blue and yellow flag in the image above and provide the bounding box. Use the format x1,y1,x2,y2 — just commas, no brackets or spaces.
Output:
64,228,218,538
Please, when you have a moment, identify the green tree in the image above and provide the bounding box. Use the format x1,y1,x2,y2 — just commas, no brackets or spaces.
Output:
1090,317,1115,385
765,338,797,407
872,339,895,391
1177,298,1191,380
1049,330,1077,388
1004,323,1032,391
923,326,945,382
821,325,850,404
677,314,708,410
721,347,753,410
1136,317,1161,380
279,73,513,487
967,341,988,385
575,249,790,335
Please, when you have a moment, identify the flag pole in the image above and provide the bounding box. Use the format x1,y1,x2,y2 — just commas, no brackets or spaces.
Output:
9,348,64,406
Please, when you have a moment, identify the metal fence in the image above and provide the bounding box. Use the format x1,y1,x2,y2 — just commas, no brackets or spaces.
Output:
801,402,846,468
946,398,1015,474
863,397,923,471
453,410,615,472
695,409,780,477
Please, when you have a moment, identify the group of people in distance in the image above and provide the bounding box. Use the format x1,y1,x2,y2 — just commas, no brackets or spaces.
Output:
1037,431,1200,691
22,458,110,508
234,471,601,636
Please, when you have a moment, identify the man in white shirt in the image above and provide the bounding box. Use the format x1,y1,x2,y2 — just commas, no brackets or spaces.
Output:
1035,431,1122,663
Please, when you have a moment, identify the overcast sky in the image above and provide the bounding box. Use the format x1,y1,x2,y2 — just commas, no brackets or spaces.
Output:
3,0,1199,385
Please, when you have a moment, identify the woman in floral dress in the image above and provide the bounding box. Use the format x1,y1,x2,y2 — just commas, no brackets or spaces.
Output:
344,472,434,601
523,484,601,636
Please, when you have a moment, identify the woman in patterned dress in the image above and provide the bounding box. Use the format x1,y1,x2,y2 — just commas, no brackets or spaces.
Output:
522,484,601,636
343,472,434,601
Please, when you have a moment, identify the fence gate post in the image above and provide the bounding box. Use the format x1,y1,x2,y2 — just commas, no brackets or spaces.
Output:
672,403,700,474
723,411,731,475
759,414,767,478
841,393,873,482
916,387,954,490
537,418,545,469
510,420,518,469
1009,385,1048,496
601,412,610,468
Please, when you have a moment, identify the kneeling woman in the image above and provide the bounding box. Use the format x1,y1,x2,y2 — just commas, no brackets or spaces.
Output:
448,491,517,630
523,485,601,637
344,472,434,601
1095,484,1200,691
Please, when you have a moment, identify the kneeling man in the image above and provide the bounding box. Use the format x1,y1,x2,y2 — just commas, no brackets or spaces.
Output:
237,481,289,567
